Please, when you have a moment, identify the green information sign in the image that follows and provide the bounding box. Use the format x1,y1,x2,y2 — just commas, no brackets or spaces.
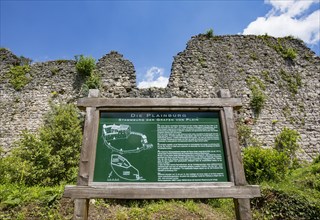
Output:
93,111,228,183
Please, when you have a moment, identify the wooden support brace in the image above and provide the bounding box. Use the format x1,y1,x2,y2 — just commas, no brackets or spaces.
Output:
74,89,99,220
219,89,253,220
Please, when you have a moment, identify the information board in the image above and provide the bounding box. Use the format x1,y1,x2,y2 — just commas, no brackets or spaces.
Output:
93,111,228,183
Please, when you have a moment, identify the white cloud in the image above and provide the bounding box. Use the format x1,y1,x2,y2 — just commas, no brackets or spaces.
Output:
243,0,320,45
137,66,169,89
266,0,317,17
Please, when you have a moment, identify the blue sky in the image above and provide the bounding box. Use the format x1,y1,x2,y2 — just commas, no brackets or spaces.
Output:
1,0,319,87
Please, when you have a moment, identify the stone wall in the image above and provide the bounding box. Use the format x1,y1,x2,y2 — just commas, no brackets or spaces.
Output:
167,35,320,161
96,51,138,98
0,34,319,161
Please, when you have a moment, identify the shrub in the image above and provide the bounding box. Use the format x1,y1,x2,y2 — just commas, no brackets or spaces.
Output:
313,154,320,164
81,72,102,96
246,76,266,116
252,187,320,220
243,147,290,184
250,86,266,116
274,127,300,159
1,104,82,186
0,146,7,183
75,55,96,77
294,163,320,191
237,123,260,147
283,47,297,60
7,65,31,90
205,28,214,38
237,124,252,147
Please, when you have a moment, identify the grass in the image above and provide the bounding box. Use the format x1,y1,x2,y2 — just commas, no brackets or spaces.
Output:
0,186,235,219
96,199,235,220
1,162,319,219
0,184,65,219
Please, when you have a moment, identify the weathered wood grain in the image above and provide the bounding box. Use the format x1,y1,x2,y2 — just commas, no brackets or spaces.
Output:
77,89,99,186
219,89,255,220
74,89,99,220
64,184,261,199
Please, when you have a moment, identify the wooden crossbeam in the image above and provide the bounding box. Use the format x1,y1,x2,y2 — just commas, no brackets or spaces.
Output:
64,184,261,200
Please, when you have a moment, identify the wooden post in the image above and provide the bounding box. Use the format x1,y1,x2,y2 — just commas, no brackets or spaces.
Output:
218,89,252,220
74,89,99,220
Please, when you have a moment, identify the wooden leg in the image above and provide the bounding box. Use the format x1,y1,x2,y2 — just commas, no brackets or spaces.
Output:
233,198,252,220
74,199,89,220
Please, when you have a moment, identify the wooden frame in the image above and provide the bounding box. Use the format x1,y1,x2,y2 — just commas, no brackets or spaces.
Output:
64,89,260,220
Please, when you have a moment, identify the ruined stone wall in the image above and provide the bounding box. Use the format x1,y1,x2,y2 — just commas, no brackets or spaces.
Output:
0,35,319,161
96,51,138,98
0,57,81,148
168,35,320,161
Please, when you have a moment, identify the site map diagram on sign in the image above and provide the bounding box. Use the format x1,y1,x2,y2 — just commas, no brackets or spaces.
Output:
102,124,153,181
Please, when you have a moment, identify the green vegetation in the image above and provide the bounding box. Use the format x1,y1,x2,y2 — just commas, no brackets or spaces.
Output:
273,39,297,60
198,56,207,68
56,59,70,65
75,55,96,77
0,48,8,61
246,76,265,90
50,67,60,75
261,70,272,82
237,124,252,146
246,76,266,116
0,94,319,218
7,65,31,90
280,69,302,94
101,199,233,219
75,55,102,96
252,161,320,219
0,184,64,220
250,52,258,60
237,123,260,147
275,127,300,159
303,52,312,61
205,28,214,38
243,127,301,184
282,104,291,119
259,35,297,60
81,72,102,95
0,103,82,186
226,52,233,59
242,126,320,219
250,86,266,115
243,147,289,184
51,91,58,98
314,154,320,164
